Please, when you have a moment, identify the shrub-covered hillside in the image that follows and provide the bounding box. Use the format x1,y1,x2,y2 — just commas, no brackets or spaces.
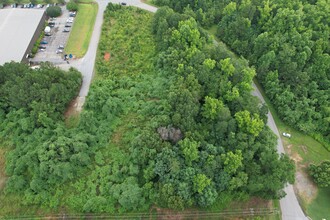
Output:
0,4,295,216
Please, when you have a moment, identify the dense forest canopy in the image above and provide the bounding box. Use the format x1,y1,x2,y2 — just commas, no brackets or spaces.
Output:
154,0,330,149
0,4,294,215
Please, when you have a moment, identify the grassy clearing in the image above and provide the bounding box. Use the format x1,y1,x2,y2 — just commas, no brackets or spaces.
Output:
65,3,98,58
141,0,157,6
307,187,330,219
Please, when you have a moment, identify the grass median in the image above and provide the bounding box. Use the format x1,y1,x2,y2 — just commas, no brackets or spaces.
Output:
65,2,98,58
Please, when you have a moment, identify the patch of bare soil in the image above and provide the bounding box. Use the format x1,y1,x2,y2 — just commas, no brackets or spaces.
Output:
151,198,273,220
65,96,85,118
287,145,318,204
228,197,272,209
0,148,7,190
294,167,318,203
104,52,111,61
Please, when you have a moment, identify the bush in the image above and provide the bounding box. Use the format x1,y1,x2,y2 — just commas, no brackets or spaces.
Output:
66,1,78,11
309,161,330,187
46,6,62,17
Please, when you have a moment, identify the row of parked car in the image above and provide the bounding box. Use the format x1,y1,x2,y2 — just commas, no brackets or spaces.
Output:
10,3,59,9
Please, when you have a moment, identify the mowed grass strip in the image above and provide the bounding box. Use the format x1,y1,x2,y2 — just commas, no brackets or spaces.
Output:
307,187,330,219
65,3,98,58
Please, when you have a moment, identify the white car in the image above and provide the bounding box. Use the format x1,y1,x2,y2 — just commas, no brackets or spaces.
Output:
282,132,291,138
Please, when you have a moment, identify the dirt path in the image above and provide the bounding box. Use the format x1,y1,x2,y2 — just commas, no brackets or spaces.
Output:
286,144,318,205
0,148,7,190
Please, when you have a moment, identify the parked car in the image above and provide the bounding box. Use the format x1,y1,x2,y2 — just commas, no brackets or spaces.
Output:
69,12,76,17
45,32,51,36
63,28,70,32
40,41,48,44
282,132,291,138
58,45,64,49
56,49,63,54
39,45,46,49
65,23,72,27
121,2,127,5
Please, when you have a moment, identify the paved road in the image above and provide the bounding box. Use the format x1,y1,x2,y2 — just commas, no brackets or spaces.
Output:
58,0,157,105
61,1,307,219
252,84,308,220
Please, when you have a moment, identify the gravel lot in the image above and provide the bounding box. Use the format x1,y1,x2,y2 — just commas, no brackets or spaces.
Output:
32,5,74,64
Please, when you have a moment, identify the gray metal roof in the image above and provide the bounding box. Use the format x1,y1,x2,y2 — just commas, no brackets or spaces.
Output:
0,8,45,65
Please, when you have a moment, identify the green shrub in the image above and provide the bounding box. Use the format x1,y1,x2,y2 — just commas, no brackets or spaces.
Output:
66,1,78,11
309,161,330,187
46,6,62,17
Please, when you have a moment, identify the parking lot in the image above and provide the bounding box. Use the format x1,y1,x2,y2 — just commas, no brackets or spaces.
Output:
32,5,75,64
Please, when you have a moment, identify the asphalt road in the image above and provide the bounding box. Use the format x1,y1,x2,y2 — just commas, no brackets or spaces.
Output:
252,84,308,220
62,1,308,219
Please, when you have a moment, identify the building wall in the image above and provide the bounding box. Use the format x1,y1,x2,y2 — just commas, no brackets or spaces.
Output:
22,11,46,63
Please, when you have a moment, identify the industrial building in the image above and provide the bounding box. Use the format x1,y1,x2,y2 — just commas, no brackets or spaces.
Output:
0,8,46,65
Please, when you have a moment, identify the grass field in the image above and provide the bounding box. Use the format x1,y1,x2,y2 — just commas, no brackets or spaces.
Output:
65,3,98,58
307,187,330,219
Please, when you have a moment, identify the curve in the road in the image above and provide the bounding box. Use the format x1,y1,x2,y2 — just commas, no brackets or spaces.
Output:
252,84,308,220
67,1,307,219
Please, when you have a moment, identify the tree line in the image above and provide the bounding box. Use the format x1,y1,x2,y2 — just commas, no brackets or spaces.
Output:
154,0,330,150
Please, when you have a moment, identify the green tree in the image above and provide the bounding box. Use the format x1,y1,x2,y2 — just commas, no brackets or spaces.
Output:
202,96,224,120
235,110,264,136
66,1,78,11
180,138,199,166
221,150,243,175
193,174,211,194
46,6,62,17
309,161,330,187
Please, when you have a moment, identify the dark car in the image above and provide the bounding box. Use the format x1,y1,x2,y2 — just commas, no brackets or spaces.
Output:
121,2,127,5
48,22,55,27
40,41,48,44
39,45,46,49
